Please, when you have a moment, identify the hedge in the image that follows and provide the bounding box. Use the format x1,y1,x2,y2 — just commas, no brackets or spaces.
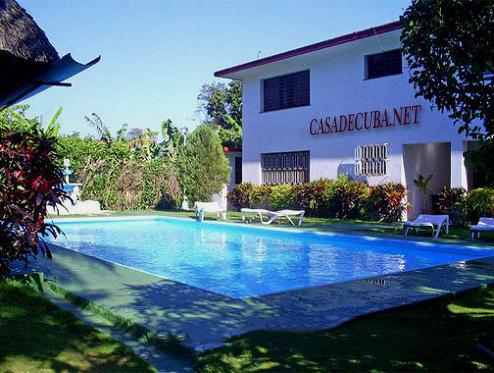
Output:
228,176,408,222
79,157,181,211
229,180,494,225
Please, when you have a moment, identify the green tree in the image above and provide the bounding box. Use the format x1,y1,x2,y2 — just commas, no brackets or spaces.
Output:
401,0,494,139
401,0,494,187
177,124,230,204
197,81,242,147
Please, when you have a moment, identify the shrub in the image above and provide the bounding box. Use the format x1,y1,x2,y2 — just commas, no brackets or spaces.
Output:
307,179,333,216
250,185,273,210
228,183,255,210
177,124,230,205
80,158,181,210
323,175,369,219
435,187,466,225
227,179,408,223
292,182,313,211
0,127,67,277
460,188,494,223
367,183,408,222
58,135,132,181
269,184,295,211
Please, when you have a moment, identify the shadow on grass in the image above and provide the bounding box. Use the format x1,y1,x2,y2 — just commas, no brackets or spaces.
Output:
197,286,494,372
0,279,154,372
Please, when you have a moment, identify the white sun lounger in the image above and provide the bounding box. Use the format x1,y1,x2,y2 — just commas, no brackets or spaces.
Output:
403,214,449,239
241,208,305,227
194,202,227,222
470,217,494,239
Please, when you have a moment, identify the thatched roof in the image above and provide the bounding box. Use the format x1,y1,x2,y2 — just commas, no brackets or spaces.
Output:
0,0,100,110
0,0,58,63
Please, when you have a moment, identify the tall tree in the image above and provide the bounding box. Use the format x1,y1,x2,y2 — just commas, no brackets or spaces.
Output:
176,124,230,204
401,0,494,139
197,81,242,129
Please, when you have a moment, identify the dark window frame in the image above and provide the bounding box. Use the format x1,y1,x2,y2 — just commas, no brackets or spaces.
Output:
262,70,310,112
365,49,402,80
261,151,310,185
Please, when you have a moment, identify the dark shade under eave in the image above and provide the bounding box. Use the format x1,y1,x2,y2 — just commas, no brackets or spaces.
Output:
0,53,100,110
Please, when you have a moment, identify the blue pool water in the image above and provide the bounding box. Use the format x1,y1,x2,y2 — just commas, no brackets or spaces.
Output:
47,217,492,298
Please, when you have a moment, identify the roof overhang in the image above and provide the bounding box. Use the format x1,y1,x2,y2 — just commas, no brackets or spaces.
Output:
215,20,400,80
0,53,100,110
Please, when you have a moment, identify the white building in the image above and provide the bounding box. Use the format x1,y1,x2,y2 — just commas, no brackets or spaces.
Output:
215,21,480,217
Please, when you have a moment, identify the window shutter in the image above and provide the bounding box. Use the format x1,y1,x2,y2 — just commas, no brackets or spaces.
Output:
263,70,310,112
366,49,402,79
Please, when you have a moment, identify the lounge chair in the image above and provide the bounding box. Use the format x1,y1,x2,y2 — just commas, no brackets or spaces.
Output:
240,208,305,227
403,214,449,239
194,202,227,222
470,218,494,239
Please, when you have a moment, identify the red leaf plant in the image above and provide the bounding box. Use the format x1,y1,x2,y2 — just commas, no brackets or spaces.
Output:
0,128,68,277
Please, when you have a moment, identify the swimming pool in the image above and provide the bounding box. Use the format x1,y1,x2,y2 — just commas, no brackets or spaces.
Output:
47,216,492,298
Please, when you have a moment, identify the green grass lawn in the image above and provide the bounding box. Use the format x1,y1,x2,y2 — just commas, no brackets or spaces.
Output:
197,285,494,372
0,279,155,372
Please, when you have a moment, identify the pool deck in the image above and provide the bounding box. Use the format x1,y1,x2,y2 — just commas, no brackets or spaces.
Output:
30,239,494,351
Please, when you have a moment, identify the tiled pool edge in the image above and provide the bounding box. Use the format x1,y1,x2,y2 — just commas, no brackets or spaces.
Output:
28,244,494,351
47,214,494,250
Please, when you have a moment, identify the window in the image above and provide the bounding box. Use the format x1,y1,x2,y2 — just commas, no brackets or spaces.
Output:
263,70,310,112
355,144,388,176
366,49,402,79
261,151,309,185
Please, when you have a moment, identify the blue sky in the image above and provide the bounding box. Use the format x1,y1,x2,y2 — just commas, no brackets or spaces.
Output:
19,0,411,136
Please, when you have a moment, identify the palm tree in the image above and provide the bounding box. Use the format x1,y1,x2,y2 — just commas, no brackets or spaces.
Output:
84,113,112,143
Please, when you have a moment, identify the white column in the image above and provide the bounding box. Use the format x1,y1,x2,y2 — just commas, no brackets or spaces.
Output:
450,140,468,189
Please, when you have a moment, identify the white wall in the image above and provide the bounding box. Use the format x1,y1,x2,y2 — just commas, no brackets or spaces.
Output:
239,30,470,194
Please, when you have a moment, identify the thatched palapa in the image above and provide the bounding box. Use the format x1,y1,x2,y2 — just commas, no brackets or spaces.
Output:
0,0,59,63
0,0,99,110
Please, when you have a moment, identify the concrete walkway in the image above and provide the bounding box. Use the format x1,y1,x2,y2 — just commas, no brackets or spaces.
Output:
30,245,494,352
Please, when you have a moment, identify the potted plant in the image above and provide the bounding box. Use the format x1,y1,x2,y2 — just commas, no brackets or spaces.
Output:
413,174,433,213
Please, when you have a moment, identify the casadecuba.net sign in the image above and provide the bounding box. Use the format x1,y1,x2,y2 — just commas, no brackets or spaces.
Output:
309,104,421,136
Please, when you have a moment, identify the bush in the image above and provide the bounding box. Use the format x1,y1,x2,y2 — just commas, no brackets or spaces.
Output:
367,183,408,222
228,183,255,210
177,124,230,205
58,135,132,181
460,188,494,223
307,179,333,216
250,185,273,210
323,175,369,219
0,126,66,277
292,182,313,212
227,178,407,222
269,184,295,211
435,187,466,225
79,158,181,211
